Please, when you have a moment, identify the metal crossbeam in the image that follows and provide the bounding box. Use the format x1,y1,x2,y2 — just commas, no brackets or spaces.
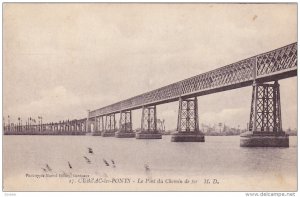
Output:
119,111,132,133
177,97,199,133
89,43,297,118
249,81,282,133
141,106,157,133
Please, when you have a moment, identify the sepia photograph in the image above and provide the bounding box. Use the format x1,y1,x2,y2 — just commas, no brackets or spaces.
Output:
2,3,297,192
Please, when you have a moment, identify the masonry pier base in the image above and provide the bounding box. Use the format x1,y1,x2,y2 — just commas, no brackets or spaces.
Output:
91,132,102,136
101,131,116,137
115,131,136,138
240,132,289,147
136,132,162,139
171,132,205,142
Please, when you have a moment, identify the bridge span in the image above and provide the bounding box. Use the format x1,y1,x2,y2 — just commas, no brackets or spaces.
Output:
4,42,297,146
89,42,297,118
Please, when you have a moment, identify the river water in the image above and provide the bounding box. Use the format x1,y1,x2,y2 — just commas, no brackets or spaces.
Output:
3,135,297,191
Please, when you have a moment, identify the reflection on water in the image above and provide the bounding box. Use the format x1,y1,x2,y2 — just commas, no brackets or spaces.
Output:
3,135,297,190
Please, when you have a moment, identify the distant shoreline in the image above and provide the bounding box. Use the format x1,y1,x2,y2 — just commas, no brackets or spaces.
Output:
3,133,297,136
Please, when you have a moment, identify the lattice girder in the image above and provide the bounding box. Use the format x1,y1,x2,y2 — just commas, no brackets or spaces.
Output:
89,43,297,118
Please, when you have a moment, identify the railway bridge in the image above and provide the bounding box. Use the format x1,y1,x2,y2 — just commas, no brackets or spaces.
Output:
4,42,297,146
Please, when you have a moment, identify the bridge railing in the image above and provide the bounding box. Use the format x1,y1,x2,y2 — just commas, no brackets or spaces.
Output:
256,42,297,78
89,42,297,118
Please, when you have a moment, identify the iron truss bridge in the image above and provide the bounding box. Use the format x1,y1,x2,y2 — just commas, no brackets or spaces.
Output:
89,42,297,118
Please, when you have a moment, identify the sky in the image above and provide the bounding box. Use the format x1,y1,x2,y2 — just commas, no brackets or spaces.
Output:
3,3,297,130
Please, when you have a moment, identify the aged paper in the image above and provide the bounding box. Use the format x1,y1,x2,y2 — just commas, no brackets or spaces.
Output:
3,3,297,192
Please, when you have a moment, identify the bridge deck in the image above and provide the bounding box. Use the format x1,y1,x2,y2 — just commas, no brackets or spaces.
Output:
89,43,297,118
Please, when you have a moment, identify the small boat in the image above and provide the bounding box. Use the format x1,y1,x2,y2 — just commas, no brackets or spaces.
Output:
103,159,109,166
83,156,91,164
88,147,93,154
68,161,72,169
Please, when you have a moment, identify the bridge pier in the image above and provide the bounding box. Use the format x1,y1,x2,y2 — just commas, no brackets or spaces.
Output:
136,105,162,139
85,110,93,134
92,116,102,136
81,121,86,134
240,81,289,147
102,114,116,137
115,110,135,138
100,116,105,134
171,97,205,142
